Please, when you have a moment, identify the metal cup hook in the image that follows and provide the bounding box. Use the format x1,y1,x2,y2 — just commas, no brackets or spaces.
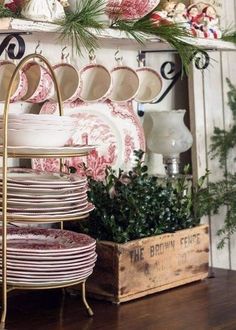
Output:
115,49,123,64
61,46,70,61
89,49,96,62
137,51,145,67
35,41,42,55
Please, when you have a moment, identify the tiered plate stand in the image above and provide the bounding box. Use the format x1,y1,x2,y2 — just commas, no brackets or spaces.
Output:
0,53,94,329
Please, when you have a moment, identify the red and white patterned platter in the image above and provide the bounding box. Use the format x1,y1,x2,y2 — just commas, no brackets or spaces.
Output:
106,0,160,21
0,228,96,252
0,228,97,284
32,101,145,180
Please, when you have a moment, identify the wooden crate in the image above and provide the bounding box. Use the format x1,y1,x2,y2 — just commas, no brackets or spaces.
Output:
86,225,209,303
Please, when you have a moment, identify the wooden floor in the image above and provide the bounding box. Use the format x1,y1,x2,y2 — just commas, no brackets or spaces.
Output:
4,268,236,330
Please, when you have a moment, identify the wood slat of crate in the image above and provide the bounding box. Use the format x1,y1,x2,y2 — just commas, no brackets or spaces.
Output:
87,225,209,303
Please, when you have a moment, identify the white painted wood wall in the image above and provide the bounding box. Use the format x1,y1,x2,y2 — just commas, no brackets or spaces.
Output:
189,0,236,269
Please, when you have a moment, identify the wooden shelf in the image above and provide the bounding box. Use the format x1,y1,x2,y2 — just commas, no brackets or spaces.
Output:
0,18,235,52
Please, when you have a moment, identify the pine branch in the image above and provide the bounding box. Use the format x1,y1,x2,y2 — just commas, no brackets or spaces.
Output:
222,30,236,44
59,0,106,54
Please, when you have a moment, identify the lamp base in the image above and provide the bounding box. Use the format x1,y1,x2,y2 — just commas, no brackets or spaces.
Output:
163,156,180,176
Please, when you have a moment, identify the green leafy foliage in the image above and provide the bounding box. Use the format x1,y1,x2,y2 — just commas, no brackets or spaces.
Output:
209,79,236,248
81,151,210,243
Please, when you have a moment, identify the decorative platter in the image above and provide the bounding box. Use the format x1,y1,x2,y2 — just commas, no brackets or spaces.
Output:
0,227,96,252
32,101,145,180
106,0,160,21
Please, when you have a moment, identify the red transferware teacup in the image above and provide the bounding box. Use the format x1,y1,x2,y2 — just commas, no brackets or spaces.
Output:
109,55,139,103
22,60,53,103
0,60,28,103
49,61,81,103
78,51,112,103
135,66,162,103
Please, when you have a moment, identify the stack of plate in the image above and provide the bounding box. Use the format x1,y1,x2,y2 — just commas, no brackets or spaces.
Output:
0,114,77,147
0,168,94,221
0,227,97,286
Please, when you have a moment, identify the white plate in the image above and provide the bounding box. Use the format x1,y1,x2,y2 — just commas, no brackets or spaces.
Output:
3,207,93,219
32,101,145,180
0,145,96,156
6,256,97,270
6,203,88,218
3,181,87,190
3,249,96,261
0,168,86,185
4,250,97,260
7,185,85,194
4,247,96,257
6,198,88,213
6,193,87,206
1,271,93,285
1,189,87,200
6,265,95,278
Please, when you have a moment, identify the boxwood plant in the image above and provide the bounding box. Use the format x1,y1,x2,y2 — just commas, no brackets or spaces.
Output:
80,150,211,244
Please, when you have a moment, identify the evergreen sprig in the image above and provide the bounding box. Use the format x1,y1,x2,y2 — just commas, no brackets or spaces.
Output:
210,78,236,168
222,30,236,44
209,79,236,248
59,0,106,54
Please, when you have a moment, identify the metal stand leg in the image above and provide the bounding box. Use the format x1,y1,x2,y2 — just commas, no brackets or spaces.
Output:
0,288,7,329
0,322,6,330
81,282,93,317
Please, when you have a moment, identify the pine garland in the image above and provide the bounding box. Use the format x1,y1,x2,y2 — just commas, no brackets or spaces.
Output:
111,19,199,73
0,0,235,70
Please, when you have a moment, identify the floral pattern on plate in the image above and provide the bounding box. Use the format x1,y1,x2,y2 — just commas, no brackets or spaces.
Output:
106,0,160,20
32,101,145,180
0,227,95,252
